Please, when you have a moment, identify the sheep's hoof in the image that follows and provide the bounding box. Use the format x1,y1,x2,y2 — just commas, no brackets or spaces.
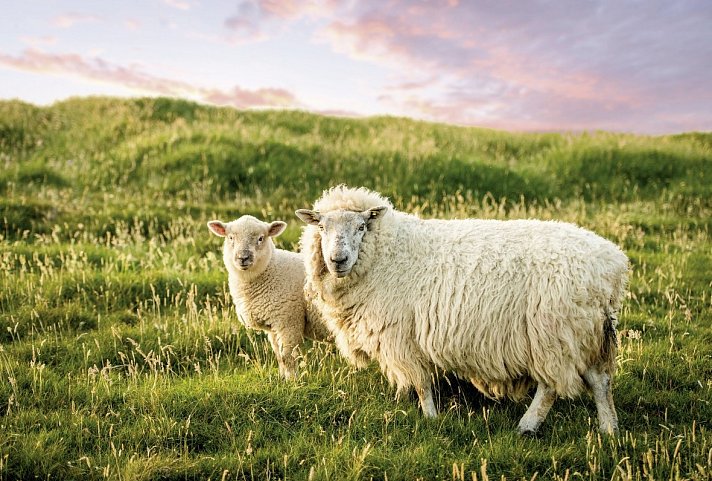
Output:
599,424,619,437
517,420,541,436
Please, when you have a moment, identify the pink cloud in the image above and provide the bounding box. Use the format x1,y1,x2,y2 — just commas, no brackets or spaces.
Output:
0,49,298,109
20,36,58,47
52,13,101,28
124,19,141,31
256,0,344,19
160,0,191,10
387,76,441,92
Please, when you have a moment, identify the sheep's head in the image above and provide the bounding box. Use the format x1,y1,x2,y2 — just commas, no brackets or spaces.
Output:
207,215,286,273
296,206,387,278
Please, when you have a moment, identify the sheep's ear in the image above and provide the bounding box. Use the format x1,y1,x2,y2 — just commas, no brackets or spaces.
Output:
267,221,287,237
295,209,321,226
361,206,388,226
207,220,227,237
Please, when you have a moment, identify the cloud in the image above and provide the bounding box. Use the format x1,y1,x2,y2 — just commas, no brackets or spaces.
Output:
224,1,266,40
160,0,191,10
124,19,141,31
9,1,711,133
52,13,101,28
0,49,299,109
223,0,343,42
316,1,712,133
256,0,345,19
20,36,58,47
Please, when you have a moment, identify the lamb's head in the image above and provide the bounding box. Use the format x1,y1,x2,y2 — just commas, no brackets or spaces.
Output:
296,206,387,278
207,215,286,274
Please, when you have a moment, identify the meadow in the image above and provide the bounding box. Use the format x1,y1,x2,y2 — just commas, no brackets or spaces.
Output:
0,96,710,480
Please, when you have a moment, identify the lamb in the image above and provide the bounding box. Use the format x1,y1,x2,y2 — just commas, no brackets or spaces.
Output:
207,215,330,380
296,185,629,434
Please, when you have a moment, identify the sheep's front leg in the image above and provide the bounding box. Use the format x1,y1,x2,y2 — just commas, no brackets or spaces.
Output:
381,339,437,417
279,329,303,381
517,382,556,435
267,332,286,379
416,383,438,418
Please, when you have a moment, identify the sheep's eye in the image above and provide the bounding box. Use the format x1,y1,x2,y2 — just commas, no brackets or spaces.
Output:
318,224,325,231
258,235,264,243
358,224,365,232
227,235,233,241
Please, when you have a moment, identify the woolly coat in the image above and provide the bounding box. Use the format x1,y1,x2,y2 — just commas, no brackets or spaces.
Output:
301,187,629,400
226,247,331,343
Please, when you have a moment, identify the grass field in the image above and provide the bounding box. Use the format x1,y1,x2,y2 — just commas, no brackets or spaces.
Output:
1,96,711,480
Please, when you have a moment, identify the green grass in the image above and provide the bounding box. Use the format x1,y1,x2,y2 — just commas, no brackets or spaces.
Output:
1,96,711,480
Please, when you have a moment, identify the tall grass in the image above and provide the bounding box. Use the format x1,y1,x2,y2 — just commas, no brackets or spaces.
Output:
1,97,710,480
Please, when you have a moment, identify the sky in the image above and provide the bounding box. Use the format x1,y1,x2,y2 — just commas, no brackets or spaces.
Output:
1,0,711,134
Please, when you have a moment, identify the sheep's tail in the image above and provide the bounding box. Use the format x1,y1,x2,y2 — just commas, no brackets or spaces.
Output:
600,304,619,374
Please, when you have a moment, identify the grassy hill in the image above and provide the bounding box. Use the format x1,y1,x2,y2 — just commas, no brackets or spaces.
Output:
1,97,711,480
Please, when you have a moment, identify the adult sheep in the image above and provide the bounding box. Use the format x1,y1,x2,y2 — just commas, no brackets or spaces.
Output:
208,215,331,380
296,186,628,434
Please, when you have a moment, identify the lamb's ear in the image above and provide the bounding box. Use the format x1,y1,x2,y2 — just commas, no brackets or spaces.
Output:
207,220,227,237
267,221,287,237
361,206,388,226
295,209,321,226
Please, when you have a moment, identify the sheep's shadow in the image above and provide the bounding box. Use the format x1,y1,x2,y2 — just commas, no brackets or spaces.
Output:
402,372,515,414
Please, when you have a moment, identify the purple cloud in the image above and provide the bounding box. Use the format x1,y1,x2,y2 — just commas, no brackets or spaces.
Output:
318,0,712,133
224,0,344,41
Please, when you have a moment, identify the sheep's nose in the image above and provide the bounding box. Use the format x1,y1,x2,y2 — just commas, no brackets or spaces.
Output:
236,252,252,266
330,254,348,264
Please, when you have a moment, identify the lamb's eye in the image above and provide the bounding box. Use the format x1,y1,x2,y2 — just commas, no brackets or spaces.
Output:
318,224,325,231
227,235,234,241
258,235,264,243
358,224,365,232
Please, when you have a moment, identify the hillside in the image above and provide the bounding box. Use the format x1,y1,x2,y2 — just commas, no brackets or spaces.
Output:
1,97,711,480
2,97,711,214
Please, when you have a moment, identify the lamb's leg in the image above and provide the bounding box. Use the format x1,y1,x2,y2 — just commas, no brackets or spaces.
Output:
277,329,303,381
267,332,286,379
517,382,556,435
416,382,438,418
583,367,619,435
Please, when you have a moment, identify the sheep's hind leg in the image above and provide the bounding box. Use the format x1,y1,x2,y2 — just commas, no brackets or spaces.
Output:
583,367,618,435
517,382,556,435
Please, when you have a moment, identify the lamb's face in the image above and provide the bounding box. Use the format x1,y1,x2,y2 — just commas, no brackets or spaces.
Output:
207,216,286,272
296,206,387,278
